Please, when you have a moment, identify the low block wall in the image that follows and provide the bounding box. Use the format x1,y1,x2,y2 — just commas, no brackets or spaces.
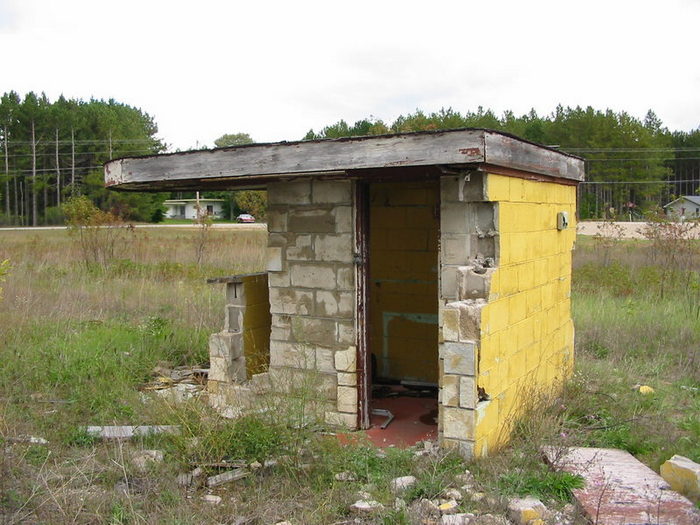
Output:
207,273,271,402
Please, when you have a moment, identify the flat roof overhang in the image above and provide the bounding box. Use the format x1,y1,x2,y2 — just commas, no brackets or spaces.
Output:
104,128,585,192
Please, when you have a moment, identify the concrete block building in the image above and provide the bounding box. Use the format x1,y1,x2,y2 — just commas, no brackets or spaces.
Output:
105,129,584,457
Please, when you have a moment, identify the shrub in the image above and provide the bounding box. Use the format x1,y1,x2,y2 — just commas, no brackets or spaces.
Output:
62,196,125,267
0,258,8,300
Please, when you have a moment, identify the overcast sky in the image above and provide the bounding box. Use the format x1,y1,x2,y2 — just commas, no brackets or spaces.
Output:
1,0,698,151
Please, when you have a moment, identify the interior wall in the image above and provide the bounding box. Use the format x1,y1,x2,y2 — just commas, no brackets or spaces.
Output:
369,180,439,384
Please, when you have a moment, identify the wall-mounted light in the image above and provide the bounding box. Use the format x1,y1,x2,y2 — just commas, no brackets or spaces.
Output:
557,211,569,231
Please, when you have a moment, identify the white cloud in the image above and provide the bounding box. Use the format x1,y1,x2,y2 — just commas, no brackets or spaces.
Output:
1,0,698,150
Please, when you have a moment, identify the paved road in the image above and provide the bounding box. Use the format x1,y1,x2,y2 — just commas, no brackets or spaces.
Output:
577,221,700,239
0,223,267,232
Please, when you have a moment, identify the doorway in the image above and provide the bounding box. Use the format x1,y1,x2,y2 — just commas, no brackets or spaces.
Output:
357,178,440,445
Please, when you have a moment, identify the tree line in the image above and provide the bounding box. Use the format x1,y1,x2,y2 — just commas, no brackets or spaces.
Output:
3,92,699,225
305,107,700,216
0,91,166,226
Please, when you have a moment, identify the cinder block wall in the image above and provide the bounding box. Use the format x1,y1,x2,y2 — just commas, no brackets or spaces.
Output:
438,173,492,457
437,172,576,458
266,179,358,428
475,174,577,455
208,273,271,414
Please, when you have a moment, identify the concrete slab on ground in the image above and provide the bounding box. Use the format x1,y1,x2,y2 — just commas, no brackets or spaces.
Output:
544,446,700,525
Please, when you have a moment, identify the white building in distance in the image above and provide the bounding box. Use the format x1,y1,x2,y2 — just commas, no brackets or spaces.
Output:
163,199,225,219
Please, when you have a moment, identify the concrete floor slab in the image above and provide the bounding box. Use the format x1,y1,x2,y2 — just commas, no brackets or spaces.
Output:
544,446,700,525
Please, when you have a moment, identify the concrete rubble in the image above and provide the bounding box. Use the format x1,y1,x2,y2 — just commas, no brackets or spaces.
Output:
507,496,547,525
443,488,463,501
131,449,164,471
201,494,222,505
660,454,700,501
6,435,48,444
176,467,204,487
441,514,475,525
85,425,181,440
334,471,357,482
349,499,384,513
206,468,249,487
438,499,460,514
389,475,417,495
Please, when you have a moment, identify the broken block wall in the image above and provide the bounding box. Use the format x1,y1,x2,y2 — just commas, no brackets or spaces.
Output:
207,273,271,412
476,174,577,455
438,173,491,458
266,179,357,428
437,173,576,458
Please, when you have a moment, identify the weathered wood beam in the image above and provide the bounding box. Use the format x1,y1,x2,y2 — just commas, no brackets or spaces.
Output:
104,129,584,192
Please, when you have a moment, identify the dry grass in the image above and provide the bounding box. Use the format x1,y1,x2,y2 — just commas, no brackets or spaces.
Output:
0,228,698,523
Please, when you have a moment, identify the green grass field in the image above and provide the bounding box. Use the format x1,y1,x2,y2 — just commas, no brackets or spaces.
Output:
0,228,698,523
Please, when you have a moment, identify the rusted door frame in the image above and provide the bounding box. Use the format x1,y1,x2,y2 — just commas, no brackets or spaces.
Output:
354,180,371,429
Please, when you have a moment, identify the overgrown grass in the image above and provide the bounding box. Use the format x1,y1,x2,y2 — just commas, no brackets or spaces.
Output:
1,228,698,523
470,234,699,509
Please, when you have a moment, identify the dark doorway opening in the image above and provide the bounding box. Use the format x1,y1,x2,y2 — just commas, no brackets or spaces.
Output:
360,178,440,446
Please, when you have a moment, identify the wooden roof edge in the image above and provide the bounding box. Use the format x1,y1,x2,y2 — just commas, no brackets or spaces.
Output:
105,128,585,191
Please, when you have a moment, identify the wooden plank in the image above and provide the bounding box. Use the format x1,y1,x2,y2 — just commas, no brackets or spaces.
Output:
484,132,585,182
544,446,700,525
105,129,486,190
105,129,584,192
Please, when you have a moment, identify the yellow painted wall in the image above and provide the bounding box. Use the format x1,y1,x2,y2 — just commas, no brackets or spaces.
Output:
475,174,577,455
369,181,439,383
241,273,272,376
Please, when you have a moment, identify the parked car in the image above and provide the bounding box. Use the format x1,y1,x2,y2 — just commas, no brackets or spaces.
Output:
236,213,255,223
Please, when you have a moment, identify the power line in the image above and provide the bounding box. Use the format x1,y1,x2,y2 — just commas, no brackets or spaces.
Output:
0,138,158,145
581,179,700,185
565,147,700,153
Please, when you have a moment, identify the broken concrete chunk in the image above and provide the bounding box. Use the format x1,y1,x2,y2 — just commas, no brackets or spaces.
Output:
441,514,475,525
418,498,441,516
457,266,495,300
177,466,204,487
202,494,222,505
334,471,357,482
206,468,249,487
7,435,48,445
469,514,509,525
85,425,181,440
349,500,383,513
660,454,700,500
507,497,546,525
393,497,407,510
438,499,459,514
390,475,417,495
443,488,463,501
132,449,164,471
176,472,193,487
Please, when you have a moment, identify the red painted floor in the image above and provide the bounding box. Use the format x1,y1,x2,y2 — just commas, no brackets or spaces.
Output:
365,387,438,448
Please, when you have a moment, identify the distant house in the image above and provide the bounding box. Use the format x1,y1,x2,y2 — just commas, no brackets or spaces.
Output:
163,199,225,219
664,196,700,220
